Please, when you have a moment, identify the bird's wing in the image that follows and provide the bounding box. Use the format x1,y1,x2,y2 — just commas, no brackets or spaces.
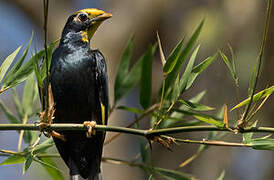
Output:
93,50,109,125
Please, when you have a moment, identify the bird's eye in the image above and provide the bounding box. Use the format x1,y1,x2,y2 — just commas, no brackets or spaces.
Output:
78,13,88,22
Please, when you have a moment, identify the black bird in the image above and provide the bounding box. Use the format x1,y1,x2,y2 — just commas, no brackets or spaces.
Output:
48,9,111,180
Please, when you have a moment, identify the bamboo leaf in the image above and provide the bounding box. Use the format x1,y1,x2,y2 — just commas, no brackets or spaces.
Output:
117,106,144,114
115,53,144,103
37,157,64,180
231,86,274,111
171,75,180,103
4,32,33,84
33,138,55,154
152,167,195,180
243,121,257,144
2,40,58,90
178,45,200,93
0,155,25,165
186,54,217,90
219,50,236,80
114,37,134,102
174,109,224,127
40,40,59,81
165,19,204,92
140,140,148,164
178,99,214,111
250,138,274,150
161,91,206,128
22,73,36,115
216,170,226,180
228,44,237,77
0,100,20,124
2,52,40,89
23,154,33,175
140,44,157,109
163,38,184,74
0,46,22,82
12,88,24,119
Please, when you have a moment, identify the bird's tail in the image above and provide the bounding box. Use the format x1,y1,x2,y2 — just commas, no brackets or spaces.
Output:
70,173,101,180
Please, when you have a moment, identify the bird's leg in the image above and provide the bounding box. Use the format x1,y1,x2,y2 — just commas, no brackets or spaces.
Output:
83,121,97,138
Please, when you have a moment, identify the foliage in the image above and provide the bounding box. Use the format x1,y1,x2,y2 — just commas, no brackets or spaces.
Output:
0,0,274,179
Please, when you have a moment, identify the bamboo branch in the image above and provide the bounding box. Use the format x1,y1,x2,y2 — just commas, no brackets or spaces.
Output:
0,124,274,137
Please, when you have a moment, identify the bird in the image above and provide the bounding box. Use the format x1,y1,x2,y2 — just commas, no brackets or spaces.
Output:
48,8,111,180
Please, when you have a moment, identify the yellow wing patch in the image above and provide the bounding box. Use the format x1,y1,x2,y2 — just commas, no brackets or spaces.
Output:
100,103,105,125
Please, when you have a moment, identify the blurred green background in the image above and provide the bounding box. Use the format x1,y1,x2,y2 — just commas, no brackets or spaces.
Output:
0,0,273,179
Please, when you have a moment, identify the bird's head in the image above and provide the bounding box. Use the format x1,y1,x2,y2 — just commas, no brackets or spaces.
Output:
62,8,112,43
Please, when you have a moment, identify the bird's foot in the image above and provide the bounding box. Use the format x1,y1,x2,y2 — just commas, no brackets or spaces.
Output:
51,130,66,141
83,121,97,138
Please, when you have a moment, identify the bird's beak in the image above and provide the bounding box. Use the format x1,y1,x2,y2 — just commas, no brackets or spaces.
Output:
90,12,112,22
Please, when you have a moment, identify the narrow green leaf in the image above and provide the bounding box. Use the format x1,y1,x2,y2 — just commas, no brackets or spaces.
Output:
161,91,206,128
148,174,154,180
0,46,22,82
163,38,184,74
219,50,236,80
140,44,157,109
171,75,180,103
178,99,214,111
165,19,204,92
248,56,259,96
216,170,226,180
12,88,24,119
250,138,274,150
140,140,148,164
231,85,274,110
117,106,144,114
115,53,144,102
114,37,134,102
33,138,55,154
23,130,37,145
228,44,237,76
174,109,224,127
193,114,224,128
171,45,200,103
40,40,59,81
216,105,225,120
0,100,20,124
4,32,33,83
186,54,217,90
37,157,64,180
243,121,257,144
23,154,33,175
2,51,39,89
22,73,36,115
0,155,25,165
2,40,58,90
178,45,200,93
152,167,195,180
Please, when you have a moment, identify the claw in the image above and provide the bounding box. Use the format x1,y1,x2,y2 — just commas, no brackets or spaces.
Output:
52,130,66,141
83,121,97,138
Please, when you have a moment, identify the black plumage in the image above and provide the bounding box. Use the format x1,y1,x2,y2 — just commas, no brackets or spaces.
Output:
47,9,111,180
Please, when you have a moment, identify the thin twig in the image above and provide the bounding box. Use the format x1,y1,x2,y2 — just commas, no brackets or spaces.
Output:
176,139,252,147
17,114,28,151
43,0,50,114
242,0,272,122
